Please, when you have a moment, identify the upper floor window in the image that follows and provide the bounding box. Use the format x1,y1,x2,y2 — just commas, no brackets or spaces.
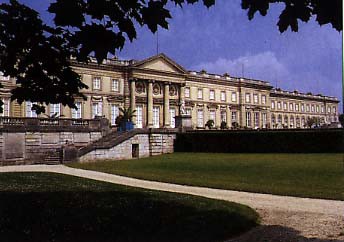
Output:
0,98,10,117
327,107,331,113
306,104,310,112
209,90,215,100
271,101,275,109
221,91,226,101
197,88,203,99
261,95,266,104
301,104,305,112
245,93,251,103
26,102,37,118
321,106,324,113
289,103,293,111
112,79,119,92
311,105,315,113
283,102,287,110
253,94,258,104
333,107,336,114
316,105,319,113
295,104,299,111
231,92,237,102
184,87,190,98
277,102,281,110
93,77,101,90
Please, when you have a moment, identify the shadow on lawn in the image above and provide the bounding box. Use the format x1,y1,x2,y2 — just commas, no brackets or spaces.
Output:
229,225,344,242
0,191,258,242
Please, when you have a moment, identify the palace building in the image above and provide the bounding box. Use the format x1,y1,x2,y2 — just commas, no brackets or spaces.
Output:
0,53,340,129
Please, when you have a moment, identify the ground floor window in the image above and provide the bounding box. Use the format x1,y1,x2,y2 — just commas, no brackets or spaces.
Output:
220,110,226,122
136,106,143,128
153,106,160,128
262,113,267,128
110,104,119,125
284,116,288,127
0,99,10,117
197,109,204,127
169,108,176,128
92,102,102,118
254,112,259,128
50,103,61,117
246,112,251,127
72,102,82,119
290,117,294,128
209,110,215,123
26,102,37,118
231,111,237,122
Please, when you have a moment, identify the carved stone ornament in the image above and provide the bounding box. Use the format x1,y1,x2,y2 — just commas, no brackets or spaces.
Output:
169,85,177,96
135,82,145,94
153,83,161,95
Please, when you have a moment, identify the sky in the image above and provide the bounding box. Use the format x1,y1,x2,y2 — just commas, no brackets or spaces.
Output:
3,0,343,112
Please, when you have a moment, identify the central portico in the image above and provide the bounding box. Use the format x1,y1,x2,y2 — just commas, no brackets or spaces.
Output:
128,54,187,128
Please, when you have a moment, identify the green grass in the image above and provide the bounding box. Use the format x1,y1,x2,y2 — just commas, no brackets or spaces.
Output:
69,153,344,200
0,172,258,242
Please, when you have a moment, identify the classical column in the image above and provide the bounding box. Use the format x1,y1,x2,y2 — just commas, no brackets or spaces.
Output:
147,81,153,127
180,85,185,102
130,79,136,125
226,106,231,128
164,83,170,127
215,106,221,128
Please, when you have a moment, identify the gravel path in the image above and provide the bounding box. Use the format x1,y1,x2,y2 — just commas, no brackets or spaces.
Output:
0,165,343,241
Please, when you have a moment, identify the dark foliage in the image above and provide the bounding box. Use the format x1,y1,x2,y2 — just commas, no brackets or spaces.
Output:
0,0,340,113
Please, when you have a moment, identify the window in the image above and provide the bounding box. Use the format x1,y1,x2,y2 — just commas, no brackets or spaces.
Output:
231,92,237,102
295,104,299,111
0,72,9,81
209,90,215,100
110,104,119,125
327,107,331,113
333,107,336,114
72,102,82,119
50,104,61,117
26,102,37,118
92,102,102,118
197,109,204,127
301,104,305,112
184,87,190,98
197,89,203,99
245,93,251,103
262,95,266,104
311,105,315,113
290,117,295,128
231,111,237,122
254,112,259,128
262,113,267,128
253,94,258,104
245,112,251,127
112,79,119,92
153,106,160,128
271,101,275,109
169,108,176,128
283,102,287,110
321,106,324,113
288,103,293,111
221,111,226,122
209,110,216,123
0,99,10,117
277,102,281,110
316,106,319,113
221,91,226,101
93,77,101,90
306,105,310,112
136,106,143,128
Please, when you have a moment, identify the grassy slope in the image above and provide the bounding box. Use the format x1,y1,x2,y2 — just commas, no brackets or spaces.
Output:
0,172,258,242
69,153,344,200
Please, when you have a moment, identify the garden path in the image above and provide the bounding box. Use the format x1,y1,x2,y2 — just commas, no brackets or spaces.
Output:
0,165,343,241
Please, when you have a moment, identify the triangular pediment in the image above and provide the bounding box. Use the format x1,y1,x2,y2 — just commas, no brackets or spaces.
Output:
132,53,186,74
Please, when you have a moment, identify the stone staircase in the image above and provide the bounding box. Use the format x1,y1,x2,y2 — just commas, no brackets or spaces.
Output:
42,149,63,165
78,129,146,157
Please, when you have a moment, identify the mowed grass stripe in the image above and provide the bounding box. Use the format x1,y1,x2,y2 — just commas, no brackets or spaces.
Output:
0,172,258,242
69,153,344,200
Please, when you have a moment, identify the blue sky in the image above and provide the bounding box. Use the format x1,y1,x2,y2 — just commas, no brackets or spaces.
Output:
4,0,343,111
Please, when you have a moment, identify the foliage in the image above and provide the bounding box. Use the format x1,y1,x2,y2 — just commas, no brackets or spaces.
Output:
0,0,340,113
119,107,136,123
242,0,342,32
232,122,240,129
205,119,214,129
306,116,320,128
339,114,344,128
69,153,344,200
220,121,227,129
0,172,258,242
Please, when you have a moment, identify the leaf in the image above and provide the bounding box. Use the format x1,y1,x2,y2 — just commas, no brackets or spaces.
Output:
48,0,85,27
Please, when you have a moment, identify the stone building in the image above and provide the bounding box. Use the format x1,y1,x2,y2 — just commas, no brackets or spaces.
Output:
0,53,340,129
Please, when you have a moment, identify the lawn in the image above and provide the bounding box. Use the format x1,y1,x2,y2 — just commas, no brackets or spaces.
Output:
0,172,258,242
69,153,344,200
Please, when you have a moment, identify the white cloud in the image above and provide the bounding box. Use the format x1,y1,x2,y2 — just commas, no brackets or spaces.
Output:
191,51,290,82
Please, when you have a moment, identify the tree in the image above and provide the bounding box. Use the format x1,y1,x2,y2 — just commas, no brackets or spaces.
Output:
0,0,340,113
306,117,320,128
339,114,344,128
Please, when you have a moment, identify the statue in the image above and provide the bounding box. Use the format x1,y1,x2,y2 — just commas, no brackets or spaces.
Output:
179,100,186,115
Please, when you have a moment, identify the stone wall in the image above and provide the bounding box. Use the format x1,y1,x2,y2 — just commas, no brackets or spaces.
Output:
79,133,176,162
